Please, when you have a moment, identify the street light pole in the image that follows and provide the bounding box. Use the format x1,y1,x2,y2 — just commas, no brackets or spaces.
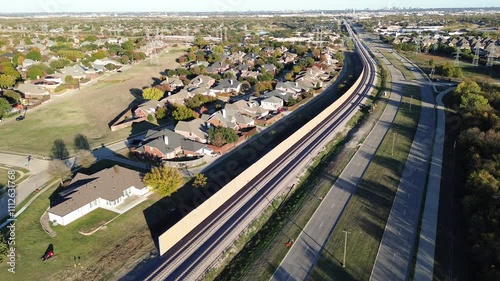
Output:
342,230,350,267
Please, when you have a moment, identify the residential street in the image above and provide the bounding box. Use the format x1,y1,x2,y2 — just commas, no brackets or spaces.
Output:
0,154,50,220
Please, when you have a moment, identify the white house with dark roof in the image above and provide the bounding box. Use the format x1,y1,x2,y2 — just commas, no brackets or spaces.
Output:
48,166,149,226
260,96,284,111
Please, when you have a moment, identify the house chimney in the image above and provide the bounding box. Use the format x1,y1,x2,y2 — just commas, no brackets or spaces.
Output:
164,135,169,146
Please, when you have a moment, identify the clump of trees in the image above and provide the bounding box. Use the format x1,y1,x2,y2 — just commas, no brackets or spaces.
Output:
172,105,196,121
208,126,238,147
142,87,164,101
143,166,184,197
452,80,500,281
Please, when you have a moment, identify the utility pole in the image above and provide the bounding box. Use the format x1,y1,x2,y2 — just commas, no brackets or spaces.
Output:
453,48,461,67
472,45,480,67
342,230,350,267
486,45,496,67
391,132,397,156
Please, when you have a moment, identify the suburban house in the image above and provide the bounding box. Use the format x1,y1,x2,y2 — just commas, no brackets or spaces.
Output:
56,65,87,79
134,100,161,118
48,166,149,226
21,59,37,70
225,100,269,119
16,82,49,98
275,81,304,94
188,75,216,89
260,64,277,74
264,90,300,103
161,76,184,91
260,96,284,111
211,79,242,94
206,61,230,74
174,119,208,143
162,89,191,106
208,109,255,131
134,129,206,160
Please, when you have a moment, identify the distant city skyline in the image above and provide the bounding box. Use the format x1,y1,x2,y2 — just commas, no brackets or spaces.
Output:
1,0,497,13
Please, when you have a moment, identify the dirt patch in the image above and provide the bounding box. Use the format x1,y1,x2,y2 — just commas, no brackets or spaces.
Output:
57,228,155,281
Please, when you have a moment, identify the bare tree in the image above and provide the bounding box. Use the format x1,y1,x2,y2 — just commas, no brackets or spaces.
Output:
48,160,72,183
75,150,96,168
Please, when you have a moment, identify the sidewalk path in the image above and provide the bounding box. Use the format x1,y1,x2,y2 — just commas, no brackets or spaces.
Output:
413,88,454,281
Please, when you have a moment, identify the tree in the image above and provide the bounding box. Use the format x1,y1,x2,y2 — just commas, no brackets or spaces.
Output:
105,63,116,71
334,51,345,62
2,90,21,103
142,87,164,101
64,75,74,84
312,48,321,59
172,105,195,121
27,67,44,80
0,75,15,89
143,166,183,197
1,66,20,80
121,41,134,51
193,173,207,188
208,127,238,147
456,80,482,96
156,107,167,119
48,160,72,183
460,93,490,113
0,97,11,117
75,150,96,168
26,49,42,61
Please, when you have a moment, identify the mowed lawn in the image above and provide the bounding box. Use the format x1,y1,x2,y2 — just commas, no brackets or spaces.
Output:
0,49,182,156
0,183,157,281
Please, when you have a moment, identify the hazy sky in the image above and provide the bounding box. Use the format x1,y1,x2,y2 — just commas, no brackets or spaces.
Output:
2,0,497,13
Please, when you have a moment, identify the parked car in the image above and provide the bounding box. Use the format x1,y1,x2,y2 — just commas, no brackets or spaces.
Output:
15,115,25,121
210,152,218,157
128,139,142,146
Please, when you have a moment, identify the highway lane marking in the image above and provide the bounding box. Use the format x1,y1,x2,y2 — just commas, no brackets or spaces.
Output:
305,245,309,253
393,253,396,261
287,274,293,281
331,203,335,208
408,193,411,199
404,210,406,216
319,221,324,228
399,228,402,235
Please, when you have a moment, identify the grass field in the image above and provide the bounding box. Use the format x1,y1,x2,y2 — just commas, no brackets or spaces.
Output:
379,50,416,80
402,52,500,83
0,49,182,156
0,182,157,281
310,84,422,281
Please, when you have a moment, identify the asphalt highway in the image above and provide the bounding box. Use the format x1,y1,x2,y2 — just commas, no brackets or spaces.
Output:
369,39,436,281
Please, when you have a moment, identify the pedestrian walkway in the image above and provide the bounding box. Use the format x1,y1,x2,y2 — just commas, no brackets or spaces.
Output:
413,88,454,281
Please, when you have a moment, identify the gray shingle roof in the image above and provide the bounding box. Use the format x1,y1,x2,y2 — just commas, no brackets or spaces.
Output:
49,166,146,217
